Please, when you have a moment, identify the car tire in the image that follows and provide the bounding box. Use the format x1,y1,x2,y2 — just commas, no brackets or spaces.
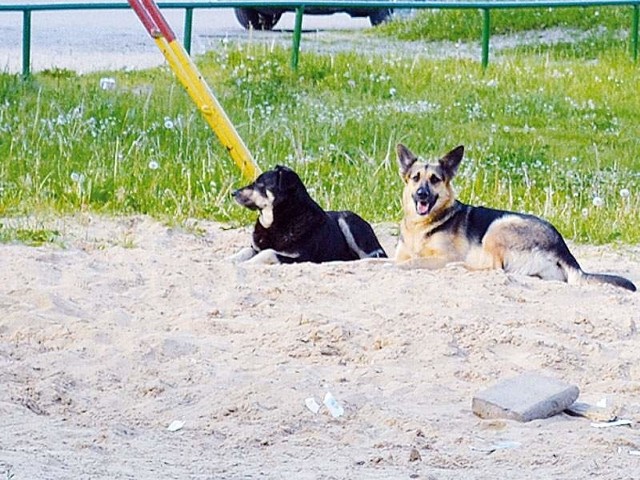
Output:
369,9,394,26
234,8,282,30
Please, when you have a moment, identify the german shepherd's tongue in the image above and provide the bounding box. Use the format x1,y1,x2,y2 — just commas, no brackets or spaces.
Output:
417,200,430,215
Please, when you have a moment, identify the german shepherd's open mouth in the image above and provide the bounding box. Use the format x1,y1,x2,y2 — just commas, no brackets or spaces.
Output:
414,194,438,216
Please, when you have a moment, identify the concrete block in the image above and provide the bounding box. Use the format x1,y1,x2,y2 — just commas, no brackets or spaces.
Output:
472,373,579,422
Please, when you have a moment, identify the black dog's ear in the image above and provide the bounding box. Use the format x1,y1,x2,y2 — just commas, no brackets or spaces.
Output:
278,168,285,191
439,145,464,180
397,144,418,177
274,165,293,191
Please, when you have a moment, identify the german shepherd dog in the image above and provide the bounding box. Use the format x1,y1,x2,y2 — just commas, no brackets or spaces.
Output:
395,143,636,291
231,165,387,264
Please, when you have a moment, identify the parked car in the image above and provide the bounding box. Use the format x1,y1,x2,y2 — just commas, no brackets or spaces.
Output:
234,6,394,30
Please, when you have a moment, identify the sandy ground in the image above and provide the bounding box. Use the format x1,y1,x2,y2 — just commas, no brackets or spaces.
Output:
1,214,639,479
2,7,640,479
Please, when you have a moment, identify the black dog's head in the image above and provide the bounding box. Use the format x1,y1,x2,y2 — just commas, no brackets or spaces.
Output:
232,165,307,228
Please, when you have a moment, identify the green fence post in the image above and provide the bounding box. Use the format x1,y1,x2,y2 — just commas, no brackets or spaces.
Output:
632,4,639,62
291,6,304,70
22,9,31,78
481,8,490,69
184,7,194,55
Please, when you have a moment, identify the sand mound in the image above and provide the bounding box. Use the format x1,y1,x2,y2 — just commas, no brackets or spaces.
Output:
1,215,639,478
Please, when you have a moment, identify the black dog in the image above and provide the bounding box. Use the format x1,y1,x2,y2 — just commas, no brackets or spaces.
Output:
231,165,387,264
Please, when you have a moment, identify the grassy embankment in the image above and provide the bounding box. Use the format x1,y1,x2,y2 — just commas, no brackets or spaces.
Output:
0,7,638,244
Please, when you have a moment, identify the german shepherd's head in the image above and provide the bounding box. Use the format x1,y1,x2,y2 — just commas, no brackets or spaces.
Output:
232,165,309,228
397,144,464,223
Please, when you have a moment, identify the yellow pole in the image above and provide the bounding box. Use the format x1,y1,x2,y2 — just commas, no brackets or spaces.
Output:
130,0,261,180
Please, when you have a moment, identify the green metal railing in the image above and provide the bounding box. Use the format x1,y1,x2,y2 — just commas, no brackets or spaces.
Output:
1,0,639,77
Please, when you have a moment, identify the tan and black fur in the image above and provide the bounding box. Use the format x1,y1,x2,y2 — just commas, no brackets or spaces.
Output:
395,143,636,291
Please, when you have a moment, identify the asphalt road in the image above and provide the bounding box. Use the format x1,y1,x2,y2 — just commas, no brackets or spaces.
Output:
0,2,371,73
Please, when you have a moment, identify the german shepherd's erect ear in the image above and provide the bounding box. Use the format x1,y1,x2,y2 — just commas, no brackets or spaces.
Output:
397,144,418,178
439,145,464,180
397,144,465,181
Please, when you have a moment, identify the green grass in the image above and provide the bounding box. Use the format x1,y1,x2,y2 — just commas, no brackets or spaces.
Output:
0,222,60,246
378,6,633,41
0,22,639,245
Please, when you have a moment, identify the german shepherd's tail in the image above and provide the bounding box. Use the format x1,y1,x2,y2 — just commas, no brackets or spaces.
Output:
580,272,636,291
565,263,636,292
552,239,636,291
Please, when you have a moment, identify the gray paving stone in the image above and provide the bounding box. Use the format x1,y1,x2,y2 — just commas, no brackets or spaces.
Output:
472,373,580,422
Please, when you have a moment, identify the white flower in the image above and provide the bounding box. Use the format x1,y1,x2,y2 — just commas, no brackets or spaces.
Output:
99,77,116,90
592,196,604,207
70,172,84,183
619,188,630,199
148,160,160,170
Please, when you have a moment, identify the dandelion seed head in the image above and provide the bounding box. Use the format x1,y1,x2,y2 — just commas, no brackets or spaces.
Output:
620,188,630,199
148,160,160,170
70,172,84,183
99,77,116,90
582,208,589,218
592,196,604,207
164,117,175,129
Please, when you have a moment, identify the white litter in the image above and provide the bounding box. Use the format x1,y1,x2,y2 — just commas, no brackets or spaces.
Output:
167,420,185,432
470,440,521,453
323,391,344,418
590,419,632,428
565,401,617,422
305,397,321,414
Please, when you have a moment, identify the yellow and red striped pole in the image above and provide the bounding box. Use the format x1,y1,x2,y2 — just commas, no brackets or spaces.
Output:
128,0,260,180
